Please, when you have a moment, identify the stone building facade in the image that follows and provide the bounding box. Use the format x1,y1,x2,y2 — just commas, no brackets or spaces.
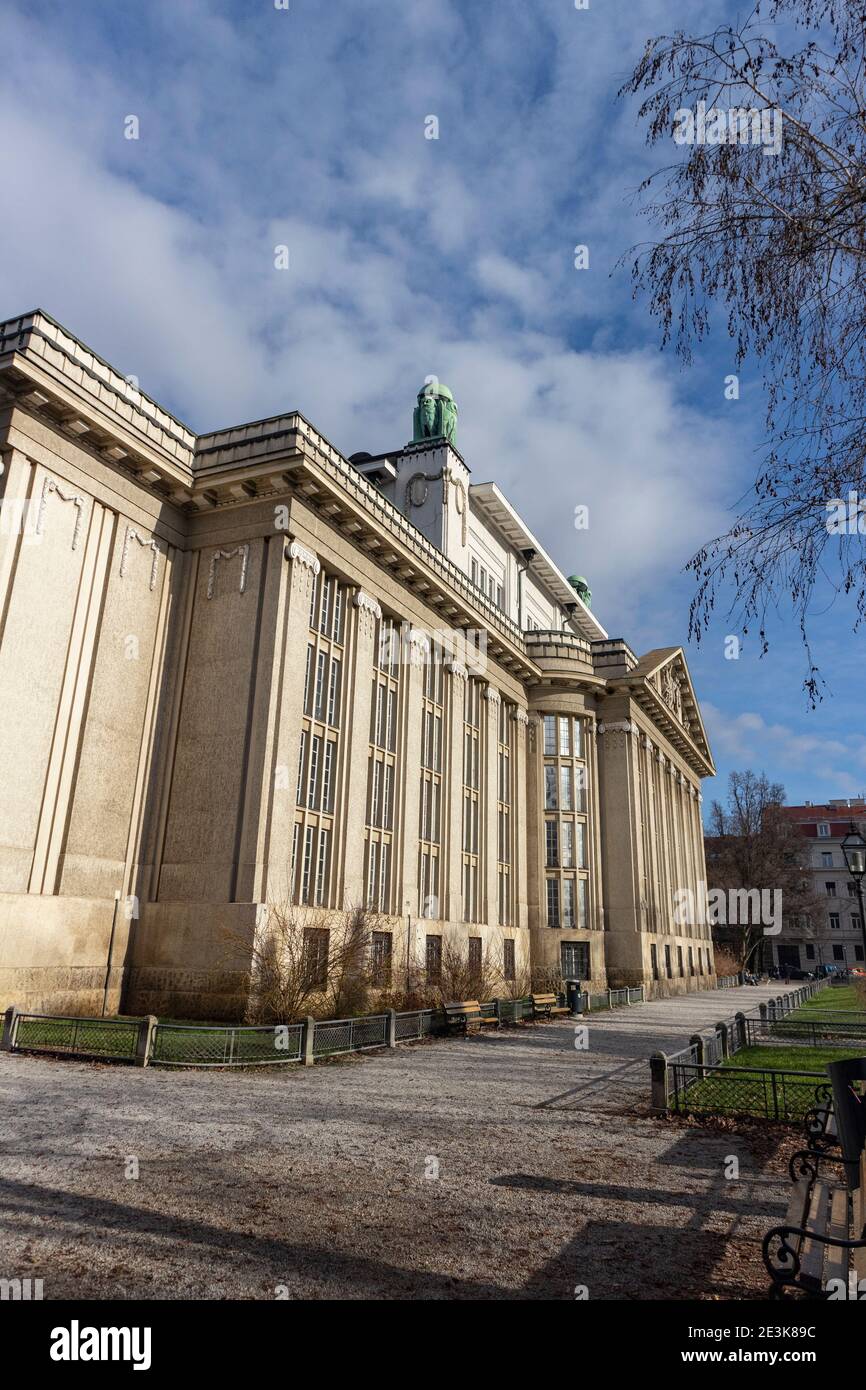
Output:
770,800,866,974
0,311,716,1018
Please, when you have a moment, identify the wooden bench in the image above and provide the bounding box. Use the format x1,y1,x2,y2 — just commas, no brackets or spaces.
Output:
803,1084,839,1150
764,1062,866,1298
531,992,571,1020
763,1148,866,1298
443,1001,499,1036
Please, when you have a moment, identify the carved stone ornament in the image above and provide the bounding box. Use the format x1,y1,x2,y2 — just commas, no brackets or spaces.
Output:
207,543,249,599
285,539,321,575
37,475,86,550
408,628,430,666
354,590,382,620
120,526,160,590
660,665,684,721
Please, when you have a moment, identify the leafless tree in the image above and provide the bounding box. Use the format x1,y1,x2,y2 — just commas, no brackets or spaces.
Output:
705,769,819,965
620,1,866,698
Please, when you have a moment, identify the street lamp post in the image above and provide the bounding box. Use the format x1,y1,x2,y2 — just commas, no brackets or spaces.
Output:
841,823,866,972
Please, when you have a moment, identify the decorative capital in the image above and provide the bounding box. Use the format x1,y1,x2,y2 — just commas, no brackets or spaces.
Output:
408,628,430,667
512,706,530,726
353,589,381,638
286,538,320,574
354,589,382,617
446,660,469,681
484,685,501,706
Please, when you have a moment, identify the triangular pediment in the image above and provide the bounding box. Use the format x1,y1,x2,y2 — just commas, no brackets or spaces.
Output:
608,647,715,777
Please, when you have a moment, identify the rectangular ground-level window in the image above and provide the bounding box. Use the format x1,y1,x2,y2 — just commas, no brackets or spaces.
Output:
560,940,589,980
426,934,442,983
503,938,516,981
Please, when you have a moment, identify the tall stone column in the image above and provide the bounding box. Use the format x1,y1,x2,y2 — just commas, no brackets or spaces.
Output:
512,707,530,931
444,661,467,924
586,716,604,935
396,629,428,932
642,735,661,935
597,719,644,986
261,538,320,906
483,685,501,928
340,591,381,907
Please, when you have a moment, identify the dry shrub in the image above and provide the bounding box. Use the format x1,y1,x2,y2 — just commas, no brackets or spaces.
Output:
224,902,382,1024
713,948,743,979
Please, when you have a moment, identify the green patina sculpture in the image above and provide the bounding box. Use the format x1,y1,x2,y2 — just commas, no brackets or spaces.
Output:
569,574,592,606
412,380,458,445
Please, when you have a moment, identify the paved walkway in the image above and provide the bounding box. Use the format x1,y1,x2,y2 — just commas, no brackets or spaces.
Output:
0,982,800,1300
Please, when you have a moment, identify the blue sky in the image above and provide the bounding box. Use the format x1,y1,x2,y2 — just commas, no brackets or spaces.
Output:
1,0,863,815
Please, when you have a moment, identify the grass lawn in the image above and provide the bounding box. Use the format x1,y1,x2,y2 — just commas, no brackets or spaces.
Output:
724,1042,864,1072
671,1033,866,1119
795,983,865,1014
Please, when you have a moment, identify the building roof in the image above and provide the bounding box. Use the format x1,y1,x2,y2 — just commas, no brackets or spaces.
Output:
469,481,607,641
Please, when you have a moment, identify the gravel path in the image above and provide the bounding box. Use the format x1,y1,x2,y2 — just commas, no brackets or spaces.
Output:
0,982,804,1300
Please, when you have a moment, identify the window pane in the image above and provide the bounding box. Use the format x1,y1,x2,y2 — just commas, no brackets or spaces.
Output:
543,715,556,755
558,716,570,756
545,819,559,867
546,877,560,928
576,822,586,869
578,878,588,928
544,765,557,809
562,879,575,928
561,821,574,868
560,766,573,810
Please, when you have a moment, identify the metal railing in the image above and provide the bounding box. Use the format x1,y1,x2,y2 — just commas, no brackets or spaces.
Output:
3,979,648,1073
151,1022,304,1067
649,978,858,1117
9,1012,140,1061
744,1015,866,1048
668,1062,825,1121
312,1014,388,1058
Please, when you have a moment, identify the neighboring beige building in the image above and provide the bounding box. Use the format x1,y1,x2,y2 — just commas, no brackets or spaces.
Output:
772,800,866,974
0,310,716,1019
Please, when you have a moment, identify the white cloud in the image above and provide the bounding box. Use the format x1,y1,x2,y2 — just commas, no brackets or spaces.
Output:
0,0,749,638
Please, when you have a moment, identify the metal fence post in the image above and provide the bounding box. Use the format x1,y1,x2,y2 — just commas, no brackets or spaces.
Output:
690,1033,705,1080
388,1009,397,1047
716,1021,729,1059
650,1052,669,1113
1,1004,19,1052
608,989,613,1010
734,1011,746,1053
759,1001,768,1024
304,1016,316,1066
135,1015,157,1067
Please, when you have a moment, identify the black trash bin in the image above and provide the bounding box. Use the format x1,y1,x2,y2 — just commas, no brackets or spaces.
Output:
565,980,583,1015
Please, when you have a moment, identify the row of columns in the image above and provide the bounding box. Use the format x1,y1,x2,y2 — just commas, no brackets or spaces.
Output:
264,538,530,938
